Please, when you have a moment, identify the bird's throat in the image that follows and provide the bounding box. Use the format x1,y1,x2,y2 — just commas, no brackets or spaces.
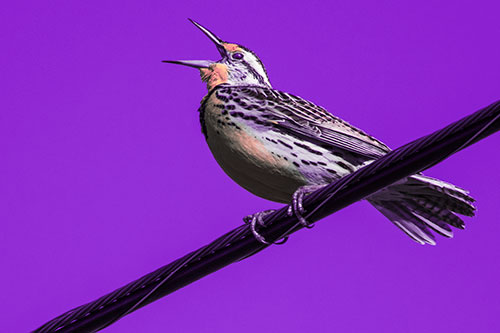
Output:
200,64,229,90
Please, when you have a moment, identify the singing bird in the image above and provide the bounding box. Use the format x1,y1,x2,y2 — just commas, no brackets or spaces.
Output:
164,19,475,245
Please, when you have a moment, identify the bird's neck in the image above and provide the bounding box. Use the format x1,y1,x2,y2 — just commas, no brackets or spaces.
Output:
200,63,271,91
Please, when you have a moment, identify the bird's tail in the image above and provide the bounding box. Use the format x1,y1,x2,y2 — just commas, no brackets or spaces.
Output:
368,174,476,245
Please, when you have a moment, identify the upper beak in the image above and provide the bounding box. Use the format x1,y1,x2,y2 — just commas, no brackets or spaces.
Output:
162,19,227,68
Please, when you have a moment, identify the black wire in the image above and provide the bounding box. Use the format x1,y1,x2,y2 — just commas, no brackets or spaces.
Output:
34,100,500,332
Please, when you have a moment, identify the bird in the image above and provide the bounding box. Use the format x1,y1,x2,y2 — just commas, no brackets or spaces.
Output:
163,19,476,245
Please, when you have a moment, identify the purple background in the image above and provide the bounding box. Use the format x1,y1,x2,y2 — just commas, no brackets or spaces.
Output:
2,1,500,332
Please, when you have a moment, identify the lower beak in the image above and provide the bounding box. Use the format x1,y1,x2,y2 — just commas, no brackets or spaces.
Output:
161,60,212,69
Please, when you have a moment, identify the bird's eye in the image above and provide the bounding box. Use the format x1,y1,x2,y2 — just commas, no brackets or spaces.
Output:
232,52,244,60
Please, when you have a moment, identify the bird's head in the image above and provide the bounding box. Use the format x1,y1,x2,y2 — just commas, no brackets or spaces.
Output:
163,19,271,91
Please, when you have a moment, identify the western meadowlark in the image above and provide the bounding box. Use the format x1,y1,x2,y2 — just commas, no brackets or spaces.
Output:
164,19,475,245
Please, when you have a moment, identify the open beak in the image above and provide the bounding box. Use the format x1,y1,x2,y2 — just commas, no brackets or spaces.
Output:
162,19,227,68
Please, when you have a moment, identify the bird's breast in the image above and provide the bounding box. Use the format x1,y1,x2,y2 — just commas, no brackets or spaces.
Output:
200,91,308,203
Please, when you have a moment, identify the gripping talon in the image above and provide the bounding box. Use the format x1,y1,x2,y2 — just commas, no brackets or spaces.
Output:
297,191,305,213
244,209,287,245
250,215,270,244
288,184,328,228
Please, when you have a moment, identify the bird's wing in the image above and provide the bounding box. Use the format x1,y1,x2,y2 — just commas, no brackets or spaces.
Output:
228,86,391,159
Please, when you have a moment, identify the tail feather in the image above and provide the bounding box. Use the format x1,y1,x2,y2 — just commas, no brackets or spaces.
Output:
372,201,437,245
412,198,467,229
407,174,475,215
402,199,454,237
369,174,475,245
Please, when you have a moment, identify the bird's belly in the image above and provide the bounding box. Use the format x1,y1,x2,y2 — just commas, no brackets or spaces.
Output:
205,119,308,203
206,128,309,203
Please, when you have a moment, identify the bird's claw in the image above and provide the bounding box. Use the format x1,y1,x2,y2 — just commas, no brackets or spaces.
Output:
244,209,288,245
287,184,327,228
287,189,311,227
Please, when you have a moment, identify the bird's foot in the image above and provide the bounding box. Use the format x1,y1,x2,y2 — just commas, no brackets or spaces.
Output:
244,209,288,245
287,184,327,228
